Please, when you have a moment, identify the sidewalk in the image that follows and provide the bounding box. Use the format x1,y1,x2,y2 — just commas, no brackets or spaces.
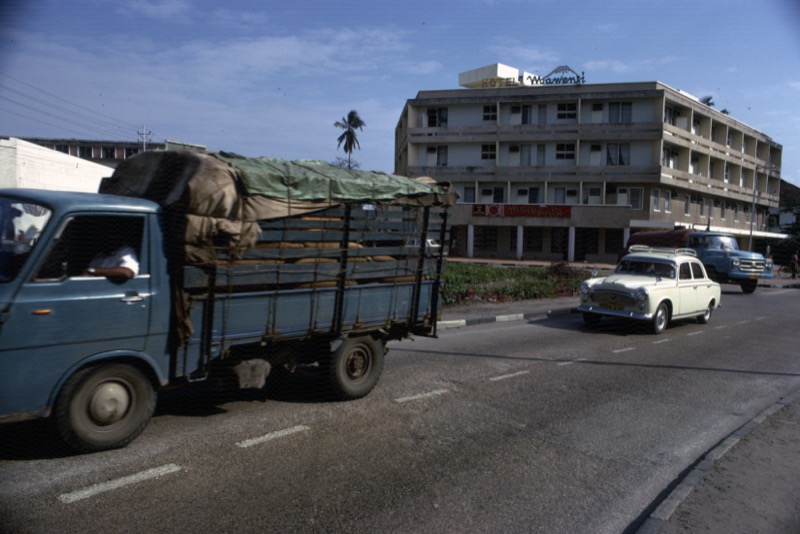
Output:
438,270,800,534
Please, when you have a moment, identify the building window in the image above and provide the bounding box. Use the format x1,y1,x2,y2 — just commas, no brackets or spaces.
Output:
606,143,630,166
463,186,476,203
555,143,575,160
734,203,739,222
706,199,714,218
492,186,504,203
557,103,577,120
125,147,140,159
528,187,540,203
684,195,691,216
481,144,496,160
583,187,602,204
436,146,448,166
662,147,679,169
720,201,726,220
55,144,69,154
102,146,116,159
79,146,93,159
427,107,448,127
629,188,643,210
664,192,671,213
483,105,496,121
664,106,677,126
652,189,661,212
608,102,632,123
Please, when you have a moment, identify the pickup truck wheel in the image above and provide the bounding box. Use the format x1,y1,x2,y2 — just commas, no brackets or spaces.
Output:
55,364,156,453
740,280,758,294
327,336,385,400
652,303,669,334
697,301,714,324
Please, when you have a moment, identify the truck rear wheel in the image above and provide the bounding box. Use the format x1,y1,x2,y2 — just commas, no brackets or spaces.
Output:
55,363,156,453
327,336,385,400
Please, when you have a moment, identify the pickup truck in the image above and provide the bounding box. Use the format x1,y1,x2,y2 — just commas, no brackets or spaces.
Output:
625,228,773,293
0,151,454,452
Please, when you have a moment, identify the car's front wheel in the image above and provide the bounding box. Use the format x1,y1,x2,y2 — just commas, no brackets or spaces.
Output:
652,303,669,334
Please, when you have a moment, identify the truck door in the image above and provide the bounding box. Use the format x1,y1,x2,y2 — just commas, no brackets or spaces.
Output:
0,214,152,414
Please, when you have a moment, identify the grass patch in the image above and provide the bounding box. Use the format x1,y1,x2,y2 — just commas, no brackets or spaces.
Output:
441,261,591,307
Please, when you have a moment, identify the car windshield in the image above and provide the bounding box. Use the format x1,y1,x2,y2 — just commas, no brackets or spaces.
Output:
616,259,676,279
0,197,53,283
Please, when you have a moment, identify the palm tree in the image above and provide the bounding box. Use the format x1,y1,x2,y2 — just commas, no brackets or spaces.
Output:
334,110,366,170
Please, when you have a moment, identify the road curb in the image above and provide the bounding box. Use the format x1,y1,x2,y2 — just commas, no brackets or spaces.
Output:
437,307,576,330
635,388,800,534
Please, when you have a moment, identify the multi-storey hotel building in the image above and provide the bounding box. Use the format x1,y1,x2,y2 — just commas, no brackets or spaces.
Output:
394,64,783,263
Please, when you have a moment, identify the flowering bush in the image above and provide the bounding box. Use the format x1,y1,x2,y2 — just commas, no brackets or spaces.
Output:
441,262,589,306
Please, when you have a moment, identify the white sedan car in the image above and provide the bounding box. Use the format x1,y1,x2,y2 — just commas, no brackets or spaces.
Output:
578,246,721,334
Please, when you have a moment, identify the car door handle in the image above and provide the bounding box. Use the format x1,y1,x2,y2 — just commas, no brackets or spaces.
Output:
121,294,144,303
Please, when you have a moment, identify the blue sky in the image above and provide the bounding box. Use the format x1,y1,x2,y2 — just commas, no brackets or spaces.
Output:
1,0,799,186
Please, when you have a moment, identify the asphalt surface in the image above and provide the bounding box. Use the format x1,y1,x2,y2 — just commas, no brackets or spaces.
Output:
438,267,800,534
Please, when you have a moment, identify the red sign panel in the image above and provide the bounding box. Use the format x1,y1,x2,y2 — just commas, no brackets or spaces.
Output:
472,204,572,218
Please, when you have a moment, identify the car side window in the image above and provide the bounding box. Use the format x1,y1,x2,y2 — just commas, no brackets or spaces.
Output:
679,263,692,280
690,262,705,280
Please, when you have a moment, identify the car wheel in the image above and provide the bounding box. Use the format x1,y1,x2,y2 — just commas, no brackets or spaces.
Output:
697,301,714,324
54,363,156,453
583,312,601,327
652,303,669,334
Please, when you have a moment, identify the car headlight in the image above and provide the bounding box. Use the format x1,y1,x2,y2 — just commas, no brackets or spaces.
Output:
580,282,591,301
635,288,648,309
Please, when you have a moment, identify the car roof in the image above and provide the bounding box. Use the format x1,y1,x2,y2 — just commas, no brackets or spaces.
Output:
624,245,698,262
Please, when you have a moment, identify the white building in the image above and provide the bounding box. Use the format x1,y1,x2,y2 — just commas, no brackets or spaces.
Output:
395,64,784,262
1,137,113,192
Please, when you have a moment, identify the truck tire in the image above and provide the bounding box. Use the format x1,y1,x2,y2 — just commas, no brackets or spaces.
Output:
652,303,669,334
327,336,385,400
54,363,156,453
740,279,758,294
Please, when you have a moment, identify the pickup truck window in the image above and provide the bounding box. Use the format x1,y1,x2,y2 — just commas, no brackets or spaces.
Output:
35,214,144,281
0,198,53,283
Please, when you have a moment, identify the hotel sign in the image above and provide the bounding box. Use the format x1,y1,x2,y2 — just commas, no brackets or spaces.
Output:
521,65,585,86
472,204,572,218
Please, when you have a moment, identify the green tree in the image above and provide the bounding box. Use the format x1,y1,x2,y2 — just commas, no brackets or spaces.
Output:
334,110,366,170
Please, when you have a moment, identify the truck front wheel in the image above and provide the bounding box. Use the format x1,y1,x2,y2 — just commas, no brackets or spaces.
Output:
327,336,385,400
55,363,156,453
740,279,758,294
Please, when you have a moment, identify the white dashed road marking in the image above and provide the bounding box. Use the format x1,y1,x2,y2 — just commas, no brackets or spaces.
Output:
613,347,636,354
59,464,183,504
395,389,449,403
236,425,310,449
489,370,531,381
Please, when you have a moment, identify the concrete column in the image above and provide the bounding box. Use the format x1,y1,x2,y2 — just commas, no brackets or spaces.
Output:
568,226,576,262
623,227,631,249
467,224,474,258
516,225,524,260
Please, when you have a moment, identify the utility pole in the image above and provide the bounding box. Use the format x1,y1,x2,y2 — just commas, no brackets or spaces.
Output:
138,125,152,152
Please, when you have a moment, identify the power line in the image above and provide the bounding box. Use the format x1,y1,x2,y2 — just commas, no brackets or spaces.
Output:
0,71,154,142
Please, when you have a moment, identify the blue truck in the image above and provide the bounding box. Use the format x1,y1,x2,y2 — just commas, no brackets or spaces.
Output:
625,228,773,293
0,151,454,452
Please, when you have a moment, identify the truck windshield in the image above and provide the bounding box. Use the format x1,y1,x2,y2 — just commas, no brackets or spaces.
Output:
0,198,53,283
706,235,739,250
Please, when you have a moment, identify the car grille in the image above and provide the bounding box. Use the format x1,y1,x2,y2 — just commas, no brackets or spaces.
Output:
592,290,636,308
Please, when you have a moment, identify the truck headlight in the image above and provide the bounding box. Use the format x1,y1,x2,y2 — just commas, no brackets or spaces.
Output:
731,258,740,267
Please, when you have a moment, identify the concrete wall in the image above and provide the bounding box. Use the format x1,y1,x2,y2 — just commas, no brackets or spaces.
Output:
0,138,112,192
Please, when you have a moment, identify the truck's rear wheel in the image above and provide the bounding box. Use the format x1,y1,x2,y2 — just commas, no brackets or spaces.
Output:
327,336,384,400
55,363,155,453
740,279,758,293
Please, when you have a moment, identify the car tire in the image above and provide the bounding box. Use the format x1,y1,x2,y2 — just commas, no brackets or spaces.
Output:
583,312,602,327
652,303,669,334
697,301,714,324
740,280,758,294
